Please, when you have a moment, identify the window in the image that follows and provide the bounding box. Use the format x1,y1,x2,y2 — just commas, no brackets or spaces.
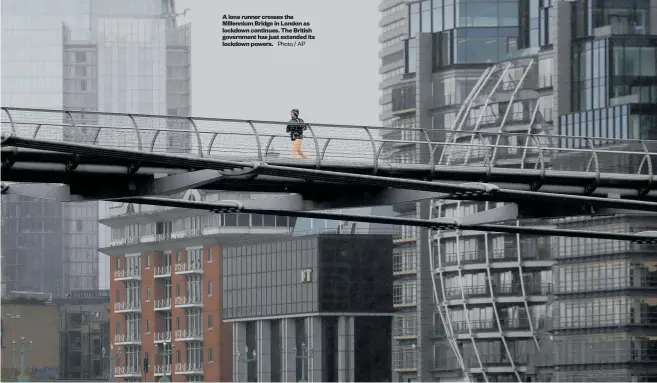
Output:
177,350,181,363
74,51,86,63
176,284,181,297
208,314,213,329
208,248,213,263
176,317,180,330
116,258,121,269
208,348,214,363
146,255,151,268
146,287,150,301
146,320,151,333
116,290,120,302
115,321,120,335
177,251,182,263
208,280,213,296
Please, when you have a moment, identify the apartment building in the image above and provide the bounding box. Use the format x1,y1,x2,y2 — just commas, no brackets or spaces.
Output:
381,0,657,381
101,190,296,382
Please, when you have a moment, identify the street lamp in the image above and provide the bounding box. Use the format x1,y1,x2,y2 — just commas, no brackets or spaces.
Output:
101,344,121,381
294,342,313,383
5,313,21,374
156,340,174,382
13,336,33,382
236,346,256,382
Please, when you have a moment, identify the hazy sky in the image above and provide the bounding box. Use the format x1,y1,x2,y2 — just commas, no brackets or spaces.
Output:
175,0,381,126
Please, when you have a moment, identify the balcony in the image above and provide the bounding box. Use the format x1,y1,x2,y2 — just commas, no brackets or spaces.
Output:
114,366,141,378
114,268,141,281
171,229,203,240
439,282,553,304
154,331,172,343
114,301,141,313
175,295,203,308
174,262,203,275
154,364,172,377
175,329,204,341
109,236,139,247
436,319,533,338
154,298,171,311
175,363,204,375
114,333,141,345
154,265,171,278
392,347,417,372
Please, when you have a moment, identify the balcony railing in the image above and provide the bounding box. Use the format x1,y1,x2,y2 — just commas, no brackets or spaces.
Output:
392,347,417,370
175,329,204,340
114,333,141,344
154,265,171,277
114,366,141,377
154,298,171,310
154,331,172,342
114,301,141,312
441,282,553,301
440,246,551,266
175,362,204,374
174,262,203,274
175,296,203,306
114,269,141,280
155,364,172,375
441,319,533,336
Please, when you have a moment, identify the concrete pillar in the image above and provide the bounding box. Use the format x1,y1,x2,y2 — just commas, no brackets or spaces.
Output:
232,322,247,382
553,1,573,118
280,318,296,382
415,31,435,382
306,316,323,382
337,316,355,382
256,320,272,382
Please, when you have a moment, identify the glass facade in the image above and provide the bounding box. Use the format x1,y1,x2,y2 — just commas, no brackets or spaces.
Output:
222,235,393,320
404,0,552,73
1,0,190,295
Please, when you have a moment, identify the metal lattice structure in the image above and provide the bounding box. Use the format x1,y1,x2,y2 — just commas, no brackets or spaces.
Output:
431,58,556,382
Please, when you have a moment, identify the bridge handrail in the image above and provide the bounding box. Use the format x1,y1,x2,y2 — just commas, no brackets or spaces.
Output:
3,106,657,179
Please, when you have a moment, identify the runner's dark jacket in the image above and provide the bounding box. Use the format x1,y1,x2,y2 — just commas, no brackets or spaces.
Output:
286,117,307,140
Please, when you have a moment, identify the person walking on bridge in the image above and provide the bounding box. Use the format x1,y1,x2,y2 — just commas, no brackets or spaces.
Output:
286,108,309,160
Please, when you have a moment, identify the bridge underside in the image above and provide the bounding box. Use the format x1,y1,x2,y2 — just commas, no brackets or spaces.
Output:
3,137,657,217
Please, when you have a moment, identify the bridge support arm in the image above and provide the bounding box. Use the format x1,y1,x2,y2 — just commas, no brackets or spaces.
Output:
137,169,225,195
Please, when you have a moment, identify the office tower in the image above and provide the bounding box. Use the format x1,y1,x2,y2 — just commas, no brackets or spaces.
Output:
101,190,296,381
381,0,657,382
223,234,393,382
1,0,191,295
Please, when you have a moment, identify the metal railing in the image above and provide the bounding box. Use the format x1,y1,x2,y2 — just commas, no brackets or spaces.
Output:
175,329,203,339
174,295,202,306
114,269,141,279
155,364,172,375
154,331,172,342
175,363,203,374
154,298,171,309
174,262,203,273
441,282,553,301
114,366,141,376
3,106,657,183
114,301,141,311
114,333,141,343
154,265,171,277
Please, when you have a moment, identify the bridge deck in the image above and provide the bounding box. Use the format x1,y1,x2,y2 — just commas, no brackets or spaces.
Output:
2,107,657,196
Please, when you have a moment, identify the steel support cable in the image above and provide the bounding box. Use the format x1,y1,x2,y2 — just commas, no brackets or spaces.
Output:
115,197,657,243
4,136,657,211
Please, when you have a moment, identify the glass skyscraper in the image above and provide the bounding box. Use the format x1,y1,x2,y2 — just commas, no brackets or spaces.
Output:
1,0,190,295
380,0,657,381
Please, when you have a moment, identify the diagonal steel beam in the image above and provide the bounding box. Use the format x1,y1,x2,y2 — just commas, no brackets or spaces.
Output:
115,197,657,243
